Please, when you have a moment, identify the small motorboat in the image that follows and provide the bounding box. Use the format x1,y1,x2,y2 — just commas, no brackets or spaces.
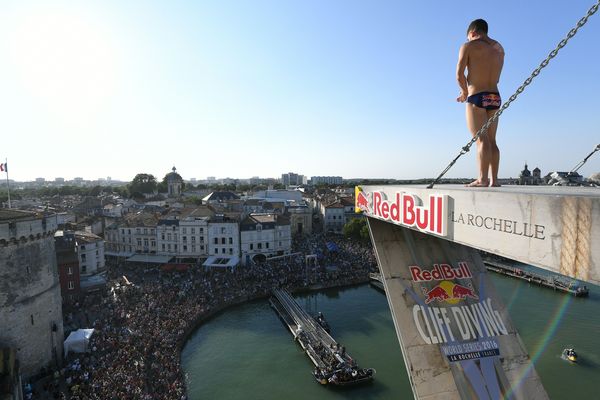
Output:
563,348,578,362
315,312,331,333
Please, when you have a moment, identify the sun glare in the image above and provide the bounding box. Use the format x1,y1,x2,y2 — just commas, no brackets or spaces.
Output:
8,10,118,126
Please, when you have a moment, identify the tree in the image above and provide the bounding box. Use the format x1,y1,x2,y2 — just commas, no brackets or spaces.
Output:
128,174,157,194
114,186,129,198
89,185,102,196
343,218,366,240
130,191,145,201
184,195,203,205
157,182,168,193
360,224,371,243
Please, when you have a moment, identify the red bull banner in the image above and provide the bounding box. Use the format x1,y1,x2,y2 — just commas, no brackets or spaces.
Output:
366,192,549,399
355,186,447,236
409,262,508,356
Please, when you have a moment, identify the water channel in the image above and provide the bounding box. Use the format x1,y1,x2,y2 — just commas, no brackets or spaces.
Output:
181,274,600,399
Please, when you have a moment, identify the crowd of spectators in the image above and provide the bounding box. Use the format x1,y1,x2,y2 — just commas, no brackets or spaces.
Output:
34,234,377,399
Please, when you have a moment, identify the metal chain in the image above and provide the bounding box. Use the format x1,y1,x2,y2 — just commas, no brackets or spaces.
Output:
427,0,600,189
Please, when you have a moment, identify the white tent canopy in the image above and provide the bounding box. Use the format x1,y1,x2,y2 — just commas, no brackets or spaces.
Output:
63,328,95,357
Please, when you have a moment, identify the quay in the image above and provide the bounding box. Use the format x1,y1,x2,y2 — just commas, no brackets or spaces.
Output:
269,289,375,386
368,273,385,292
483,258,589,297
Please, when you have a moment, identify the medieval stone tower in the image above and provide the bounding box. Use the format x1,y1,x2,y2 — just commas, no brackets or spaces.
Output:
0,210,64,378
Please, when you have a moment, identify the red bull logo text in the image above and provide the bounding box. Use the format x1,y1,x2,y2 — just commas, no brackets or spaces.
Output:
368,191,446,236
410,262,472,282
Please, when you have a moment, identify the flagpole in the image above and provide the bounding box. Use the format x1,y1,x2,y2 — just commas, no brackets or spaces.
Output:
5,158,10,209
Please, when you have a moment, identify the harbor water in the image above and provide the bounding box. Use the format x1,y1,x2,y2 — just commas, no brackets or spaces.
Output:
181,275,600,399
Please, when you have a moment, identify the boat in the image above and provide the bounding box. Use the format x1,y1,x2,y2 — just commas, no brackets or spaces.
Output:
562,348,578,362
313,368,330,385
313,366,376,386
315,312,331,333
327,367,376,386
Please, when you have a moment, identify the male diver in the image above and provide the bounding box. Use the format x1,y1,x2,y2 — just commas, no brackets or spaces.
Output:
456,19,505,187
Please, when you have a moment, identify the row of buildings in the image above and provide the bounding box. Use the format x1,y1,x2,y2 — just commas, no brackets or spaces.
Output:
516,163,587,186
281,172,344,187
104,187,358,266
0,180,361,392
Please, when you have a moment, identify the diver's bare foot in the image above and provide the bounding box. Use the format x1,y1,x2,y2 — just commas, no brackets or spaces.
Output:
490,182,502,187
466,180,489,187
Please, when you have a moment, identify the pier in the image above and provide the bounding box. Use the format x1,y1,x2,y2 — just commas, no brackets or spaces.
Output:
483,258,589,297
269,289,375,386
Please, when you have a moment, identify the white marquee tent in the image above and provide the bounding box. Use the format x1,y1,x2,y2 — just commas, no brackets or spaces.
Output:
63,328,95,357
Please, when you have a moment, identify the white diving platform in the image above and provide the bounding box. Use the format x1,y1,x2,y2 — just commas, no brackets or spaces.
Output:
357,184,600,400
360,185,600,285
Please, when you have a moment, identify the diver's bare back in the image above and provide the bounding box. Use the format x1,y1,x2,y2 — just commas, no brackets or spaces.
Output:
466,38,504,95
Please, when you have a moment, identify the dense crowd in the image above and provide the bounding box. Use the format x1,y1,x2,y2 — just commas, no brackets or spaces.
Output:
35,234,377,399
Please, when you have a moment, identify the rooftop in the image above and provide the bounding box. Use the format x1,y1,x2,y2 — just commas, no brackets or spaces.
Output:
0,209,37,222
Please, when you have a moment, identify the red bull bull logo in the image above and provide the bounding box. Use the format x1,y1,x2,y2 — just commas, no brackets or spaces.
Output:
355,189,370,213
423,281,478,305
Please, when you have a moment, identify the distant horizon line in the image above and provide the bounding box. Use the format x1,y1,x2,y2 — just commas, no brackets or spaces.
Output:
2,176,531,185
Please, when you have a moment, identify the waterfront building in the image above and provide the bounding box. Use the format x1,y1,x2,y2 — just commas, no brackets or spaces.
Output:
207,215,240,258
157,218,179,256
321,200,346,233
287,204,313,235
177,208,211,261
0,210,64,378
105,212,159,256
240,213,292,265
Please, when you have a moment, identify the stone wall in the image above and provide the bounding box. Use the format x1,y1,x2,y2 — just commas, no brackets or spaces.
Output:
0,215,64,378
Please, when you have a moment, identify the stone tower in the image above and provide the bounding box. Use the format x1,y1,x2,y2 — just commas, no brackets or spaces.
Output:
0,210,64,378
166,166,183,198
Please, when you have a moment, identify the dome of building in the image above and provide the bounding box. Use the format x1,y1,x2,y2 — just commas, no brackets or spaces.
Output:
519,163,531,177
165,167,183,197
166,166,183,183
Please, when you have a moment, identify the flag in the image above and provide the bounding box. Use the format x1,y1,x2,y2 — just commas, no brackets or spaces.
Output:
0,163,6,172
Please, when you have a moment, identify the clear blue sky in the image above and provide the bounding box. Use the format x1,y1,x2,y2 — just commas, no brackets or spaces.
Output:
1,0,599,182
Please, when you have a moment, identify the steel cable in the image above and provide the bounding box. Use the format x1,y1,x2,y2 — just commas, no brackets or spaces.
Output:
428,0,600,188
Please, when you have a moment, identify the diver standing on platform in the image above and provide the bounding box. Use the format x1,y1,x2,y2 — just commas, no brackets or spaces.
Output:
456,19,505,187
